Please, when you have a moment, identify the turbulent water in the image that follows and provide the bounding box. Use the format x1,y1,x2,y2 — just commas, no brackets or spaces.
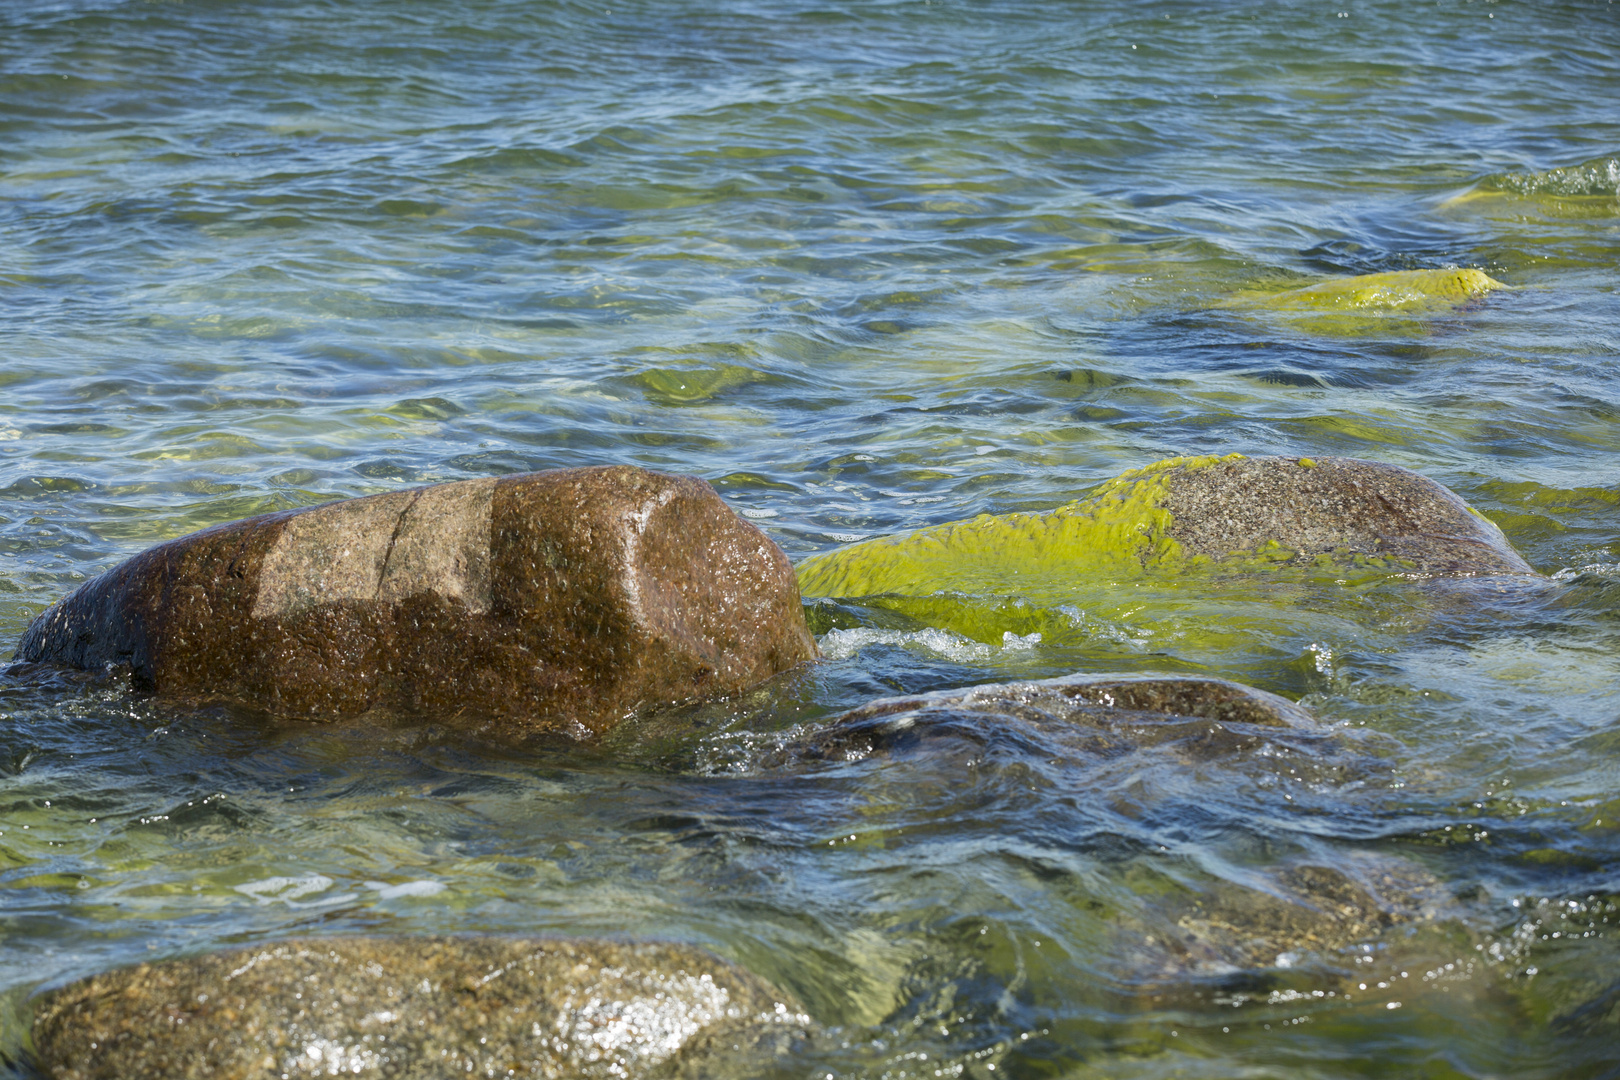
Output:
2,1,1618,1076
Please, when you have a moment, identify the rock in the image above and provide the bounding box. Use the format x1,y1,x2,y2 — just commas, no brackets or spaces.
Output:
1140,857,1448,984
1238,267,1504,313
760,671,1326,771
30,936,810,1080
795,454,1536,599
761,673,1438,986
1439,157,1620,219
14,465,817,737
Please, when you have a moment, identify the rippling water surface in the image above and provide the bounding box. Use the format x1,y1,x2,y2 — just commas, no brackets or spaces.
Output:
3,1,1619,1075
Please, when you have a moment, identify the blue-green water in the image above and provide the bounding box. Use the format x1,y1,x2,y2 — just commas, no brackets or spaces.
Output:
2,1,1619,1075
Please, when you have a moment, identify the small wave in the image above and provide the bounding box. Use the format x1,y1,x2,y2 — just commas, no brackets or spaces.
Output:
365,879,446,900
1550,562,1620,582
818,626,1040,662
233,873,356,908
1485,157,1620,198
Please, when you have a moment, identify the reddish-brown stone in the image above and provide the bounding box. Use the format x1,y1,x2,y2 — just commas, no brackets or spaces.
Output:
14,466,817,738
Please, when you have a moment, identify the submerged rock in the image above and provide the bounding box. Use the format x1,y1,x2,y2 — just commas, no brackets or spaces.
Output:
1439,157,1620,219
1237,267,1504,313
796,454,1536,599
30,936,809,1080
1136,856,1449,984
14,465,817,738
762,671,1324,771
765,673,1439,985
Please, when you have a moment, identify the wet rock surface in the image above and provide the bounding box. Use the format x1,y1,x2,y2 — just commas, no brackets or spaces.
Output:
13,466,817,738
30,936,809,1080
1241,267,1505,312
795,453,1537,600
1161,455,1536,576
761,672,1324,769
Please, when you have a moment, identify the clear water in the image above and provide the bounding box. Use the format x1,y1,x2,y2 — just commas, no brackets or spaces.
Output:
2,1,1618,1075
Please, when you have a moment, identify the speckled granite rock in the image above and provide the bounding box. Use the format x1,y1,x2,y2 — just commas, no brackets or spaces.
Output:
763,672,1320,769
1158,455,1534,576
31,936,810,1080
13,466,817,737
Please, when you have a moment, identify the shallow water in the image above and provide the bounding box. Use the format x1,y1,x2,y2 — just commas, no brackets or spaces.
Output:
2,0,1618,1076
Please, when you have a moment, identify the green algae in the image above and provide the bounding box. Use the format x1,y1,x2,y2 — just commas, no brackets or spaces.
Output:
630,363,770,405
796,453,1243,600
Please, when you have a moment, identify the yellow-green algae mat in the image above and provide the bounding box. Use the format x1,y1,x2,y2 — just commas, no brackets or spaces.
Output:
797,454,1538,645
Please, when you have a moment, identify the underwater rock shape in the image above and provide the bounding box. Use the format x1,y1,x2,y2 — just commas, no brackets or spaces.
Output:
761,673,1441,980
30,936,809,1080
1240,267,1504,313
763,671,1320,770
13,465,817,737
796,454,1536,599
1153,858,1446,978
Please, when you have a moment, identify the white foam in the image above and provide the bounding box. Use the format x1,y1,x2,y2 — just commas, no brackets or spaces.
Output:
233,874,356,908
819,627,1040,663
1551,562,1620,582
364,879,446,899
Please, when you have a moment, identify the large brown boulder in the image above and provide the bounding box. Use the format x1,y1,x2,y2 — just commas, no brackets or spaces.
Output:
31,936,810,1080
13,466,817,737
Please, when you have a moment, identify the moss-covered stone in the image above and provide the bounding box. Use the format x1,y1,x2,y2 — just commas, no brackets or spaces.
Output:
796,454,1536,600
1238,268,1504,313
30,936,809,1080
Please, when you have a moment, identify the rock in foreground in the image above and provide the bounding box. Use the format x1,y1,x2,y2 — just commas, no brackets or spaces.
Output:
15,466,817,737
796,454,1536,599
31,936,809,1080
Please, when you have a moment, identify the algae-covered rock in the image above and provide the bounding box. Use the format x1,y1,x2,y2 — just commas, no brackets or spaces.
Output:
1236,267,1504,313
14,465,817,738
1218,267,1507,337
1439,157,1619,220
30,936,810,1080
796,454,1536,600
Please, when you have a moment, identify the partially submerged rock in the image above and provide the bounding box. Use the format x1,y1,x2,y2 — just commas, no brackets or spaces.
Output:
1439,157,1619,219
1237,267,1504,313
30,936,809,1080
14,465,817,737
761,672,1323,770
765,674,1436,983
796,454,1536,599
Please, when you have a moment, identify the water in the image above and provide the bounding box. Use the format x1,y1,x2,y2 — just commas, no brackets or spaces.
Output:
2,0,1618,1075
